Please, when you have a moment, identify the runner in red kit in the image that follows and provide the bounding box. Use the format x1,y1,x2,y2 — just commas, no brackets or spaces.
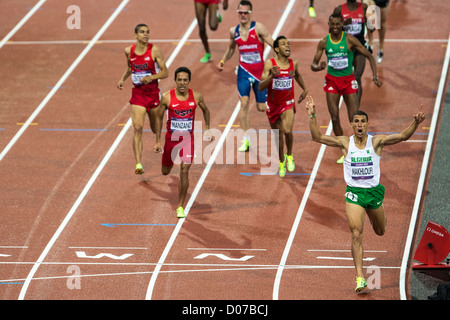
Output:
117,24,168,175
259,36,308,177
154,67,214,218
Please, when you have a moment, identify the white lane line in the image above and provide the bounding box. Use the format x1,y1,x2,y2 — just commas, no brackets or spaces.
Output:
0,246,28,249
5,38,449,45
1,261,402,268
144,0,298,301
0,1,130,163
16,0,132,300
272,94,344,300
68,247,148,250
188,248,267,251
316,257,376,261
399,31,450,300
1,264,402,285
0,0,47,49
17,8,197,301
308,249,387,253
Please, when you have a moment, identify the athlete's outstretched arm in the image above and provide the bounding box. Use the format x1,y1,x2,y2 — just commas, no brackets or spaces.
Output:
305,96,348,149
373,107,426,153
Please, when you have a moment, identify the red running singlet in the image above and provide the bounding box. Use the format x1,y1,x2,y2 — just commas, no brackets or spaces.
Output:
266,58,296,123
234,21,265,80
341,2,365,44
162,89,197,167
166,89,197,133
129,43,160,92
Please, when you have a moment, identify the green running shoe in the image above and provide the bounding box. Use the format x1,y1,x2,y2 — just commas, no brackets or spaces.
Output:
200,53,211,63
308,6,316,18
336,155,344,164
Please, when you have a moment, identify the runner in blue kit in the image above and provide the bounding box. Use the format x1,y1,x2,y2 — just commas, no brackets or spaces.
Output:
304,95,425,293
217,0,273,152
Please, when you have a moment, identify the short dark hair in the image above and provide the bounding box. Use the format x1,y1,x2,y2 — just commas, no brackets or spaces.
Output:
135,23,148,34
352,110,369,122
238,0,252,10
174,66,191,81
328,13,342,21
273,35,287,53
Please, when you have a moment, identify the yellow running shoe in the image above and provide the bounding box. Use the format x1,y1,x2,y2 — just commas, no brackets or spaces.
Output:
355,277,367,292
286,154,295,172
279,156,286,177
135,163,144,174
308,6,316,18
336,155,344,164
176,207,186,218
238,138,250,152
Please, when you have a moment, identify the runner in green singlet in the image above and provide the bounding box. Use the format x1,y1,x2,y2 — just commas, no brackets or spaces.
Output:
304,95,426,293
311,13,381,163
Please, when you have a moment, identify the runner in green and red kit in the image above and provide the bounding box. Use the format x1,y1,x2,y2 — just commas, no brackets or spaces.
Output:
311,13,381,163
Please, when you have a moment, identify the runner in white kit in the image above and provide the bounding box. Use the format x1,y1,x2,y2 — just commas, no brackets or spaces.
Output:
304,95,425,293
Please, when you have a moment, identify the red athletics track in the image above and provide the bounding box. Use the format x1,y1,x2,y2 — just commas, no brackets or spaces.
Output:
0,0,449,301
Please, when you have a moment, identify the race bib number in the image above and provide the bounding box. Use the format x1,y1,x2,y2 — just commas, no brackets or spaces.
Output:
351,162,374,180
328,56,349,70
170,118,193,132
272,77,293,91
132,71,151,85
344,23,363,36
240,51,262,64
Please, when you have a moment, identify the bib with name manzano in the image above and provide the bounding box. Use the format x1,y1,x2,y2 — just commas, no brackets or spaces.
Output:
344,135,381,188
166,89,197,133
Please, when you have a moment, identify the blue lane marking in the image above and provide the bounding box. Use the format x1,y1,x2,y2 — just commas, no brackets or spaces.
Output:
0,282,24,285
240,172,310,177
101,223,177,228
